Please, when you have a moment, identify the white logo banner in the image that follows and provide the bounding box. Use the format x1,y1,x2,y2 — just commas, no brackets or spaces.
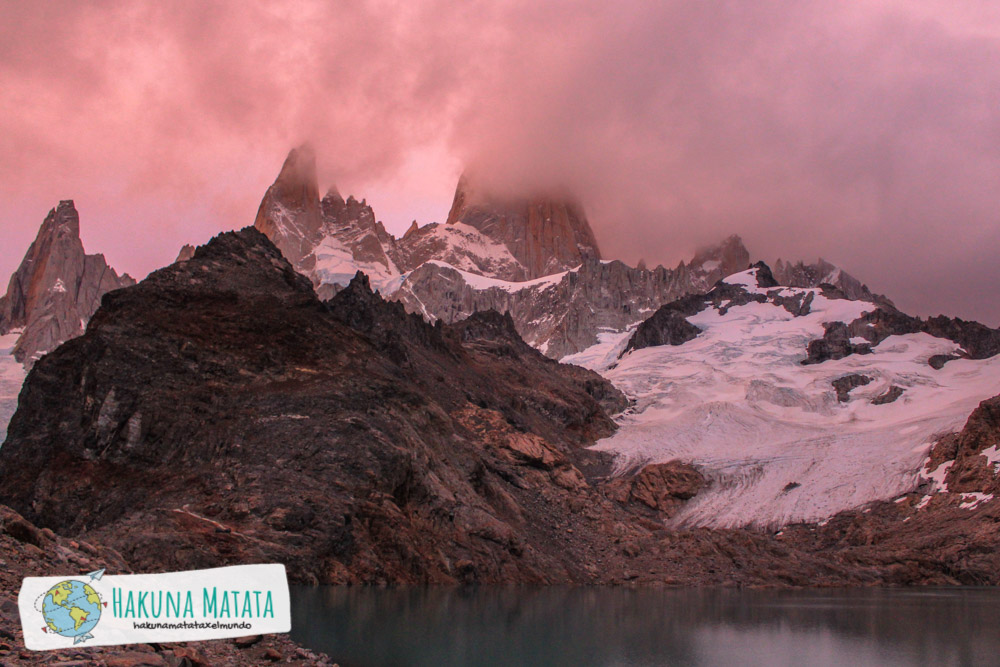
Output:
19,563,291,650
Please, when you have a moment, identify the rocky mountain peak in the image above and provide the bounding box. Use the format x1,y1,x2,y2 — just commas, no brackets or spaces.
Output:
444,172,602,280
749,260,779,288
323,185,345,207
253,144,324,271
689,234,750,278
773,257,873,301
0,201,134,366
174,244,196,263
153,227,315,301
253,149,401,298
271,144,320,208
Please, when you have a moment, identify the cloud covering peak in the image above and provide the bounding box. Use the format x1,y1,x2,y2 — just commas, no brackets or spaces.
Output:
1,0,999,322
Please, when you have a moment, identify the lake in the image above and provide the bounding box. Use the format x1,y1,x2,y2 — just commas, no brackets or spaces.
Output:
289,586,1000,666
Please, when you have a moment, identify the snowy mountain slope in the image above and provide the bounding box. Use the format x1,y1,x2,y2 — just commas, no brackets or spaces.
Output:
390,222,525,281
587,266,1000,529
309,230,401,296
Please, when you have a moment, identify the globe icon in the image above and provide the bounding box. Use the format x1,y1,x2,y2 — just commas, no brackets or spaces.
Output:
41,580,102,641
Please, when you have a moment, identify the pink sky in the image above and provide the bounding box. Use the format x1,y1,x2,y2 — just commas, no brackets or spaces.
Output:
1,0,999,324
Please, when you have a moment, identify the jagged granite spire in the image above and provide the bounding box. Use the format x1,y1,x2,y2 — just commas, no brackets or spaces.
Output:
253,144,324,272
0,200,134,365
444,173,602,280
253,146,400,297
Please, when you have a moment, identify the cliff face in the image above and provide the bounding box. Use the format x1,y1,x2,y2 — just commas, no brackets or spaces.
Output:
0,200,134,365
394,238,752,359
252,145,325,272
253,146,401,297
444,174,602,280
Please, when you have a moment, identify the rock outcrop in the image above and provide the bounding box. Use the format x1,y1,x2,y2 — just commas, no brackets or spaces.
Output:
0,200,134,365
444,174,602,280
395,238,753,359
832,374,873,402
773,257,874,301
927,396,1000,496
621,309,701,355
605,461,706,516
174,243,196,262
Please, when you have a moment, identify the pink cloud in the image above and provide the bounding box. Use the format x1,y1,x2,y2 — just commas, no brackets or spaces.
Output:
1,0,998,323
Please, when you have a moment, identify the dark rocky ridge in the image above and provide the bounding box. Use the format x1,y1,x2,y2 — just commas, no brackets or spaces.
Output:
0,227,661,586
620,261,1000,368
773,257,874,301
803,304,1000,366
622,309,702,355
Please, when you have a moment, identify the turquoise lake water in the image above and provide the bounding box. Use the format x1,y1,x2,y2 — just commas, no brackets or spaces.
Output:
289,586,1000,666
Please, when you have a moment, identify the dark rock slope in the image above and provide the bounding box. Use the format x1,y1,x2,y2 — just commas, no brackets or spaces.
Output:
0,227,644,585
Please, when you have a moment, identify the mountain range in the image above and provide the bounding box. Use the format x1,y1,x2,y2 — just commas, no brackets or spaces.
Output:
252,146,873,359
0,146,999,596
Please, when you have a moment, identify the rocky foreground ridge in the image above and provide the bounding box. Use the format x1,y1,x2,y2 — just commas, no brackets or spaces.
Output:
2,229,1000,595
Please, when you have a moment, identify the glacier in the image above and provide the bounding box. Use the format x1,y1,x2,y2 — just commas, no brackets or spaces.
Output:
578,270,1000,529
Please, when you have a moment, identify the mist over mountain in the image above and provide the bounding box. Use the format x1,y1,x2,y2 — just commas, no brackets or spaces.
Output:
2,1,999,324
